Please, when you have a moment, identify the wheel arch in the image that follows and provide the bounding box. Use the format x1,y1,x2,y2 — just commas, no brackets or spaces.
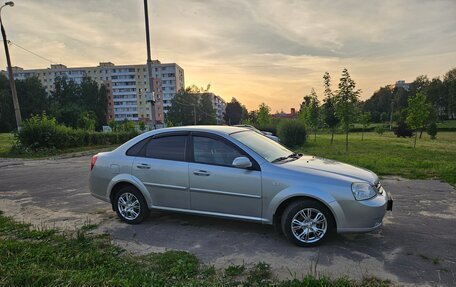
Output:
107,174,152,209
272,195,338,234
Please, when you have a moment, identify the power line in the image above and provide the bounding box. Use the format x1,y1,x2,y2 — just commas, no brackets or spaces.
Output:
2,40,55,64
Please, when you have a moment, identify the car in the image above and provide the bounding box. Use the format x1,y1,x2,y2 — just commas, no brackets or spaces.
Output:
234,124,280,142
89,126,392,246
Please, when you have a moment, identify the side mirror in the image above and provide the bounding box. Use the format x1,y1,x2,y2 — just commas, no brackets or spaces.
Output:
232,156,252,168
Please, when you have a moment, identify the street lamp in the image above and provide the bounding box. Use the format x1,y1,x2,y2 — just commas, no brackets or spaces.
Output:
1,1,22,130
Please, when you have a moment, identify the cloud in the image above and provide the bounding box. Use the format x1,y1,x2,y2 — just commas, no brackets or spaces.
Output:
2,0,455,111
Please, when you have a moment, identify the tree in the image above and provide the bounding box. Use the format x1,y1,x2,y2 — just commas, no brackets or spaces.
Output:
49,76,107,129
80,77,108,129
444,68,456,119
15,77,48,120
334,68,361,152
198,93,216,125
360,112,371,140
321,72,339,144
406,92,431,148
427,122,438,139
167,87,199,125
0,74,14,132
0,75,49,132
299,88,320,141
77,111,97,131
257,102,271,126
167,86,216,126
224,98,243,125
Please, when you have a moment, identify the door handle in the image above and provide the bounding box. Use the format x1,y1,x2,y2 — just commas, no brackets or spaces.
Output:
137,163,151,169
193,170,210,176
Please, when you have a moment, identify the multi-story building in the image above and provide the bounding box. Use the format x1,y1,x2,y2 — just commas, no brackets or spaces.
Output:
209,93,226,124
7,61,184,124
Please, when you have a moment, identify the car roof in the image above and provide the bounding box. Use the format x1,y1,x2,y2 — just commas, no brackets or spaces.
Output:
153,125,249,135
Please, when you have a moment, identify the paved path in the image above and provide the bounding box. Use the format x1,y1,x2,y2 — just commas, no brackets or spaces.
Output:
1,156,455,286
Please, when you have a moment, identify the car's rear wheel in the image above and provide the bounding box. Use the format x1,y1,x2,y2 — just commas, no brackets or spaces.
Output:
281,200,334,247
114,186,149,224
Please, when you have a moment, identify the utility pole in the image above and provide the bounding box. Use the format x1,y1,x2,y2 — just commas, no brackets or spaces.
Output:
1,1,21,130
143,0,156,129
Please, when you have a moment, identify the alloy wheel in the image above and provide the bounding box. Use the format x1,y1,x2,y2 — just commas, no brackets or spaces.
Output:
117,192,141,221
291,208,327,243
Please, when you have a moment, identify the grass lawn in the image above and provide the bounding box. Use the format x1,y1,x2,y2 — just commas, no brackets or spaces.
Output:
0,133,118,158
0,133,14,157
0,211,390,287
298,131,456,186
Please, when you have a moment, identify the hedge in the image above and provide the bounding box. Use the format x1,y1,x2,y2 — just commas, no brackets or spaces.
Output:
16,114,139,150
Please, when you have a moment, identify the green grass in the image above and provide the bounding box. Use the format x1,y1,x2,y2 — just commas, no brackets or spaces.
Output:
0,211,391,287
0,133,14,157
298,131,456,186
0,133,118,158
438,120,456,128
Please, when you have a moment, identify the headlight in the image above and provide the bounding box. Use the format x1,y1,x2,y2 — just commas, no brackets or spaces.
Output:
351,182,377,201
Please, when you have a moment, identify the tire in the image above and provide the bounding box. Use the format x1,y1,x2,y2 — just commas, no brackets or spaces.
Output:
113,186,149,224
281,199,335,247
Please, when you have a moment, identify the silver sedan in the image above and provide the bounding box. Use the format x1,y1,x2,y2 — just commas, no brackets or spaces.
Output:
89,126,392,246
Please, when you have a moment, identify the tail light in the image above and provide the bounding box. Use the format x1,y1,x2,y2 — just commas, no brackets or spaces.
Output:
90,155,98,171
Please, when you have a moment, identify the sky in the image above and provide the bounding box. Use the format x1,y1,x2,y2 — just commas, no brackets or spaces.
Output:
2,0,456,112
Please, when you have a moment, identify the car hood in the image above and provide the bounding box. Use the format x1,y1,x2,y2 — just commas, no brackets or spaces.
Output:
280,155,378,185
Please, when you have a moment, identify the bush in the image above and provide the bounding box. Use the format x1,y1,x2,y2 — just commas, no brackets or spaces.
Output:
374,125,386,135
277,120,307,147
16,114,139,151
394,121,413,138
255,123,278,135
427,122,438,139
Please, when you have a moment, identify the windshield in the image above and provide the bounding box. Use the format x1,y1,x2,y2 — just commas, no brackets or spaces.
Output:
231,130,293,162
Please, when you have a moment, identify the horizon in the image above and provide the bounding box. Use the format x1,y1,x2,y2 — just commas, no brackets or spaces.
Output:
2,0,455,112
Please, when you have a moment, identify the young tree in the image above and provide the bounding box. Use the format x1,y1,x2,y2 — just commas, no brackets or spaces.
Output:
321,72,339,144
406,91,431,148
224,98,243,125
427,122,438,139
257,102,271,126
299,88,320,141
334,68,361,152
360,112,371,140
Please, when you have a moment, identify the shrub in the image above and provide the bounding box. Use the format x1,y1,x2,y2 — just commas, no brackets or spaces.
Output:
394,121,413,138
277,120,307,147
255,124,277,135
374,125,386,135
16,114,139,151
427,122,438,139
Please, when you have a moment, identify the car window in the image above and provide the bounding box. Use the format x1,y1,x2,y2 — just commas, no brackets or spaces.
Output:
126,138,149,156
193,136,243,166
231,130,292,162
145,136,187,161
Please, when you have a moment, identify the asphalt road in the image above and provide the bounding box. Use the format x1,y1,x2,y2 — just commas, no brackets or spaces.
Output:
1,156,455,286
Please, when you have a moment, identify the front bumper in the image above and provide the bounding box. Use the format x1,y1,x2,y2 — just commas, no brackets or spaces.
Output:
337,185,392,233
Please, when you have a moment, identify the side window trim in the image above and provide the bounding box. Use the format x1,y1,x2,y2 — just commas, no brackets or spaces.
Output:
189,132,260,171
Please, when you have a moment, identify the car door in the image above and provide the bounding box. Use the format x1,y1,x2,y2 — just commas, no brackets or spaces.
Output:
131,132,190,209
189,133,262,218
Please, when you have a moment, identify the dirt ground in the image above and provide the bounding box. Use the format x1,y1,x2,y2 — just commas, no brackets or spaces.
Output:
1,156,455,286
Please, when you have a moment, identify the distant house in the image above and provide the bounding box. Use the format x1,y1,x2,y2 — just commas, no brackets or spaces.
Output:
272,108,298,119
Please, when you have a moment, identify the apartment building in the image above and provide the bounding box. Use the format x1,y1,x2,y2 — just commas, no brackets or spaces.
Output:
209,93,226,124
9,61,184,124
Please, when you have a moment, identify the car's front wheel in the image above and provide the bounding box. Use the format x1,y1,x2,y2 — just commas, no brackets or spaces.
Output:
114,186,149,224
281,200,334,247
